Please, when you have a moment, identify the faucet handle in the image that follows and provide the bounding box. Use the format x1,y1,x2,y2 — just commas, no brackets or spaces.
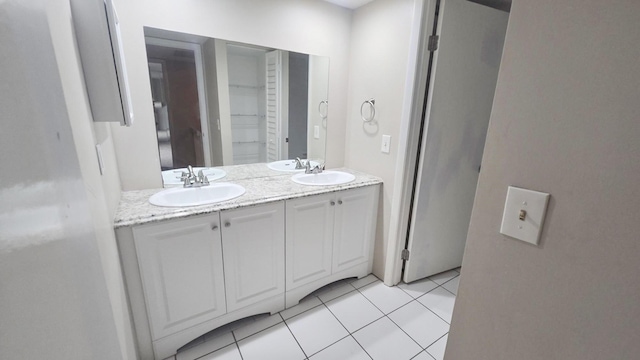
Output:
197,170,210,185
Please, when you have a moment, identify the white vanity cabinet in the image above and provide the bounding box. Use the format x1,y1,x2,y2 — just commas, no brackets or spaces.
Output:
119,202,286,360
285,185,379,306
133,214,226,340
117,183,379,359
220,202,285,312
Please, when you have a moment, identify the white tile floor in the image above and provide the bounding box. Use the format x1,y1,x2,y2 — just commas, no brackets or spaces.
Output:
170,269,460,360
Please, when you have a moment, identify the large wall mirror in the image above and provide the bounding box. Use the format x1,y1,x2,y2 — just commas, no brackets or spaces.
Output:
143,27,329,183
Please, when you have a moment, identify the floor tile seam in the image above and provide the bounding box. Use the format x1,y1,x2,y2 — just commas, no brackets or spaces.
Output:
302,333,352,359
383,311,425,354
350,275,382,290
415,282,456,300
281,315,310,359
355,284,414,316
279,297,324,321
439,283,457,296
353,285,387,315
306,301,357,355
317,285,358,305
425,332,449,355
322,295,385,336
234,313,285,342
348,334,375,360
397,283,426,299
419,330,449,351
414,285,456,324
431,273,459,287
414,297,453,325
411,350,436,360
232,331,244,360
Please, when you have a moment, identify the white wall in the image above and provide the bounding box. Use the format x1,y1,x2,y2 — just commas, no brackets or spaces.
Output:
46,1,136,359
111,0,352,190
307,56,330,161
344,0,420,277
0,0,125,358
446,0,640,359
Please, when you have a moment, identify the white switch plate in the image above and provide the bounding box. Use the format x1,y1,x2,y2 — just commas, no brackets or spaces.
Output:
381,135,391,153
314,125,320,139
500,186,550,245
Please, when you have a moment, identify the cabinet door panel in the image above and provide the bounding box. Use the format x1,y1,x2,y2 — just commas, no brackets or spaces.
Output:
333,187,378,273
133,214,225,340
286,193,334,290
221,202,285,312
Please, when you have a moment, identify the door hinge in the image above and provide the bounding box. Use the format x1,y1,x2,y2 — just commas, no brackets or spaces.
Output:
428,35,439,51
401,249,410,261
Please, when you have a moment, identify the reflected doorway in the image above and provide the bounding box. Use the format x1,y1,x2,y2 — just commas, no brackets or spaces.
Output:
146,40,210,170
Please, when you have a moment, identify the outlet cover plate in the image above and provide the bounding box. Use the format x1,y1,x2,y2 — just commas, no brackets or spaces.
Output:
500,186,550,245
381,135,391,153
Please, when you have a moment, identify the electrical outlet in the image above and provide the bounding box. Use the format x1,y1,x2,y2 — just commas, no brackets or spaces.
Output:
381,135,391,153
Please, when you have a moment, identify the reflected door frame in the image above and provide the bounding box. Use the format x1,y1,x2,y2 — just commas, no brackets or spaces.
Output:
145,36,212,167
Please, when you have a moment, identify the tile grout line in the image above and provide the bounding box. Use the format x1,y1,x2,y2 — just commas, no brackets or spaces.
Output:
356,280,456,355
231,331,244,360
352,283,424,357
280,312,310,359
187,274,457,360
385,299,449,351
348,334,375,360
424,332,449,359
411,285,456,326
318,292,375,360
298,302,353,358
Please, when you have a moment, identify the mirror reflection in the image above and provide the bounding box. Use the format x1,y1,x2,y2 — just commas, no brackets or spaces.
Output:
144,27,329,178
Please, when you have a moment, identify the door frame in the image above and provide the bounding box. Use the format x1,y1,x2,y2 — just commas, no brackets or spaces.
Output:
382,0,441,286
145,36,213,167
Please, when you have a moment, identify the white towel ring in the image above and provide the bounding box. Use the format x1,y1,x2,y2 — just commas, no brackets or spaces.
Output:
360,98,376,122
318,100,328,119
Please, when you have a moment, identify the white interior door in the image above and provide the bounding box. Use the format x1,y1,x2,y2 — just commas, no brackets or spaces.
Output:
265,50,282,161
403,0,509,283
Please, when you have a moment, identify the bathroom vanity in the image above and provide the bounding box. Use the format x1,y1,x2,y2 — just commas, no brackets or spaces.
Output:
114,168,381,360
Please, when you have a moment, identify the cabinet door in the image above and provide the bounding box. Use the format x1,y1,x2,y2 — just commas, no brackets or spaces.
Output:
332,186,379,273
221,202,285,312
133,214,226,340
285,193,334,290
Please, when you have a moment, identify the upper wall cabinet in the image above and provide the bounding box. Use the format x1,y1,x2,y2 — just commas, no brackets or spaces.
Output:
70,0,133,126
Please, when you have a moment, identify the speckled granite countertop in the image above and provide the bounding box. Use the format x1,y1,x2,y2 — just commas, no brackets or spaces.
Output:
114,168,382,228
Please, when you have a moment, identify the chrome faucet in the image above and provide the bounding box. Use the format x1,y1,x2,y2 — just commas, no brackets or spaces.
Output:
294,157,306,169
181,165,210,188
305,161,324,174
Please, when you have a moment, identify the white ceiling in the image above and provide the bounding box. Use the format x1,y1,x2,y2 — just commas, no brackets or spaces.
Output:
322,0,375,10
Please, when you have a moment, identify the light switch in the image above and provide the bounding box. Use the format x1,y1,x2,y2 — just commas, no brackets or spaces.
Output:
500,186,550,245
314,125,320,139
381,135,391,154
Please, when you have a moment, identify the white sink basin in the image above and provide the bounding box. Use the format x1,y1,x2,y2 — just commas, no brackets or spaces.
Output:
267,159,320,172
162,167,226,186
149,183,245,207
291,171,356,186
